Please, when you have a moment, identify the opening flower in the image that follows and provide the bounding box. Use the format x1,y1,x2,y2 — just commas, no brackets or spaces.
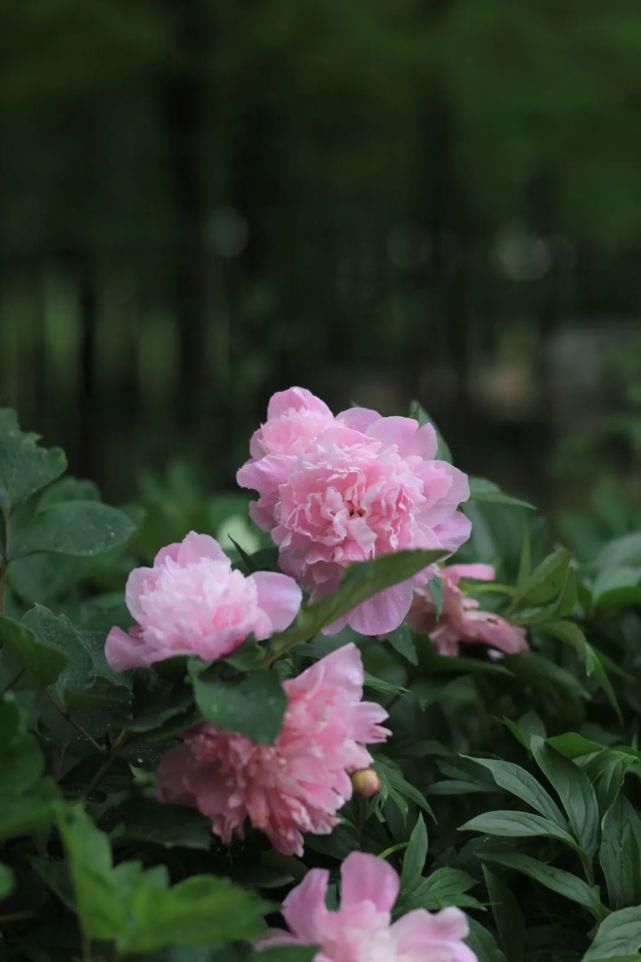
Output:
408,563,528,657
257,850,478,962
156,643,390,855
237,387,471,636
105,531,302,671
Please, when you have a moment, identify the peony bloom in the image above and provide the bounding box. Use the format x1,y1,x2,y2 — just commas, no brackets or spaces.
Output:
156,644,390,855
257,850,478,962
105,531,302,671
408,563,528,658
237,387,471,636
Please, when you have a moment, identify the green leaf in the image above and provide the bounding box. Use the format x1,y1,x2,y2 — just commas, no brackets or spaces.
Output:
268,549,445,657
58,806,268,951
547,733,606,759
0,693,43,794
592,566,641,613
599,795,641,909
482,866,526,962
0,613,68,684
190,664,287,744
13,500,136,558
586,752,636,814
399,867,480,912
464,756,568,827
375,754,434,818
0,409,66,513
531,737,600,857
459,810,579,849
427,574,444,620
511,548,571,610
542,620,622,721
0,780,59,841
0,863,14,900
387,624,418,665
468,477,535,511
409,400,452,462
481,852,606,920
583,907,641,960
401,815,428,890
103,799,212,851
465,919,509,962
22,605,93,704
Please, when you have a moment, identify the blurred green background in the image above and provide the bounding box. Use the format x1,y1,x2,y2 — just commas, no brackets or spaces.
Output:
1,0,641,511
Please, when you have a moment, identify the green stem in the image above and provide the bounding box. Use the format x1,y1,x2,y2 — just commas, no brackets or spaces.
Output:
44,689,106,754
84,729,131,798
0,910,38,925
378,841,409,861
0,668,25,696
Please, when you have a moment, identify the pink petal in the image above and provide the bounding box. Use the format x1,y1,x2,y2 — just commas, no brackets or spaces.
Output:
444,563,495,585
340,852,399,912
366,416,438,460
391,907,477,961
267,387,332,419
250,571,302,633
176,531,229,565
336,406,380,433
346,583,414,636
282,868,330,941
105,626,149,671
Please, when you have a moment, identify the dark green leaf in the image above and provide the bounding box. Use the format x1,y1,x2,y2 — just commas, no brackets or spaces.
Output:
401,815,428,890
464,756,568,827
103,799,211,851
190,665,287,744
0,409,66,513
399,867,480,912
14,500,136,558
481,852,606,920
483,865,526,962
531,737,600,857
583,907,641,960
0,613,68,684
460,810,579,849
469,477,535,511
599,795,641,909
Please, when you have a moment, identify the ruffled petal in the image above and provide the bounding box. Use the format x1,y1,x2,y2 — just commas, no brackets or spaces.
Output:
340,852,399,912
250,570,302,633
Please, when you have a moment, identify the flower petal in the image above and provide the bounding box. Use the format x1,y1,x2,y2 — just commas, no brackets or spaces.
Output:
340,852,399,912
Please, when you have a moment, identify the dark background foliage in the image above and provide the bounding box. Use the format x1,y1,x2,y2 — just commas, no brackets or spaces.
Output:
1,0,641,506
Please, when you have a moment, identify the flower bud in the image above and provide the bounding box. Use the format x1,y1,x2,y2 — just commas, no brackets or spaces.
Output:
351,767,382,798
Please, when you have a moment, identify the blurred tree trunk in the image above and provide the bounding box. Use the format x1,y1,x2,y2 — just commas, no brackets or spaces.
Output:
162,0,210,436
77,259,98,479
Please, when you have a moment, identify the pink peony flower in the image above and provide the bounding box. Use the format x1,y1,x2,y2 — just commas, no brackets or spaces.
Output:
156,643,390,855
408,563,528,657
237,387,471,636
257,850,478,962
105,531,302,671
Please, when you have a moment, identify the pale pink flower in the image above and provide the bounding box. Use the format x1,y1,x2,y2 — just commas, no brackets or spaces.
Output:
156,644,390,855
105,531,302,671
257,851,478,962
237,388,471,636
408,563,528,657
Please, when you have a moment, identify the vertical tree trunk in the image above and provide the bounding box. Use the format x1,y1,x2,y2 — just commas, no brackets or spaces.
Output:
162,0,211,437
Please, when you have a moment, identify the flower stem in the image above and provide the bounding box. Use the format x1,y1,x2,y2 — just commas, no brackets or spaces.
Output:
84,729,131,798
44,689,106,755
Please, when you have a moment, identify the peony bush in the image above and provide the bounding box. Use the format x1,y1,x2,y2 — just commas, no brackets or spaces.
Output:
0,395,640,961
